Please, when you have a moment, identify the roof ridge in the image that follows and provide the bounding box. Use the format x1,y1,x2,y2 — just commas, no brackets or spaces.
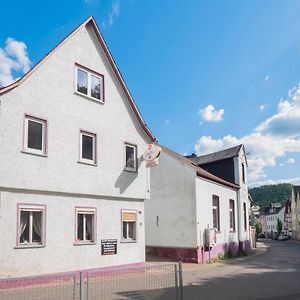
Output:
0,16,156,142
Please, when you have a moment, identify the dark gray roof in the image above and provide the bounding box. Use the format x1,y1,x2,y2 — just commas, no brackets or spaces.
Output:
186,145,244,165
158,144,240,190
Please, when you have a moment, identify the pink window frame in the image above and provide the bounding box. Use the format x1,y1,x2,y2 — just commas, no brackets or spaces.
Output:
23,114,48,156
124,142,138,172
74,63,105,103
120,209,138,243
74,206,97,245
78,130,97,165
16,203,47,248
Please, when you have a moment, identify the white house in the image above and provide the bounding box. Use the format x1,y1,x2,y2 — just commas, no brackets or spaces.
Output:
291,186,300,240
145,145,251,263
0,16,156,278
265,204,285,237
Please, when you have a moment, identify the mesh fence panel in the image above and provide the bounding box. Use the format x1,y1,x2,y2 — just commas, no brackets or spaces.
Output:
0,274,76,300
0,263,181,300
87,264,178,300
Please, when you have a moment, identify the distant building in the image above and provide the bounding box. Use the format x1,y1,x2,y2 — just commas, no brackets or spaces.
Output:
264,204,285,238
291,186,300,240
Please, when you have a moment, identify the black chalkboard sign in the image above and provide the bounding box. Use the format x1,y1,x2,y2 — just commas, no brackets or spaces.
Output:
101,239,117,255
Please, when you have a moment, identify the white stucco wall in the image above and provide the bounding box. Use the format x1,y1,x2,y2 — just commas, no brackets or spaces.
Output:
0,23,150,200
266,208,285,233
0,190,145,277
0,22,152,278
234,148,250,241
145,151,198,248
195,177,238,246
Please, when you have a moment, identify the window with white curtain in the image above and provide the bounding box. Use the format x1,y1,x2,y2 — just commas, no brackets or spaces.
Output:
18,205,45,246
75,208,96,243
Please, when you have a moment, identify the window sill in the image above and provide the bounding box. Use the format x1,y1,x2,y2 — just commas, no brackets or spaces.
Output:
215,231,221,234
77,160,97,167
21,150,48,158
120,239,137,243
124,168,138,173
14,244,45,249
74,242,96,246
74,91,104,104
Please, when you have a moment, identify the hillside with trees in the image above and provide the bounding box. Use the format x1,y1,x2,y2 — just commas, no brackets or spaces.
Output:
249,183,293,208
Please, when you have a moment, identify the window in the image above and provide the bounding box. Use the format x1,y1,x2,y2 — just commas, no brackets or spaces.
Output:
212,195,220,231
229,199,235,231
242,163,245,183
75,65,104,102
124,143,137,172
75,208,96,243
24,115,47,155
121,210,137,241
79,131,96,165
17,204,45,247
243,202,247,231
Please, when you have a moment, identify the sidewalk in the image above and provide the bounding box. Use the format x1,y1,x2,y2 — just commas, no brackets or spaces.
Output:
146,241,270,286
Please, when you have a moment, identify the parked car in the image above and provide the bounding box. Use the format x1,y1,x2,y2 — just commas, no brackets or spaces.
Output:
278,234,289,241
258,233,265,238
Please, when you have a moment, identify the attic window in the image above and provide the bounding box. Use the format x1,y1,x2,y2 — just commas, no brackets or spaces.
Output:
75,64,104,103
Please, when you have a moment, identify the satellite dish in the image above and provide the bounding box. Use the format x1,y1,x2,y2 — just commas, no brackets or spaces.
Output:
251,205,260,212
143,144,161,162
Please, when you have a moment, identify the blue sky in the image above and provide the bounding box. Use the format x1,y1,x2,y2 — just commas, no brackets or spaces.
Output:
1,0,300,187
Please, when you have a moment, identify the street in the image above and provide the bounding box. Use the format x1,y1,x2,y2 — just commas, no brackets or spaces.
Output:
181,240,300,299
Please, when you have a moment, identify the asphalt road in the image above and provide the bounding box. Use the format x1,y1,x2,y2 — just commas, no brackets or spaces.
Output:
182,240,300,300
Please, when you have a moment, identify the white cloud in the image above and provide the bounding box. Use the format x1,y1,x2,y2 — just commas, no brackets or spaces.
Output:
101,0,121,29
265,75,270,81
194,84,300,185
164,119,170,125
199,104,224,123
109,0,120,26
256,84,300,138
259,104,266,111
286,158,295,164
0,37,31,87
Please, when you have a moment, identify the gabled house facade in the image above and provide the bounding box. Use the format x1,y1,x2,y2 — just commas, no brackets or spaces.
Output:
187,144,250,246
145,145,251,263
291,186,300,240
264,205,285,238
0,17,155,278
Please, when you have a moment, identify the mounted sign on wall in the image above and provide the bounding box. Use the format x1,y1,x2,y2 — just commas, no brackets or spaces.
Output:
101,239,117,255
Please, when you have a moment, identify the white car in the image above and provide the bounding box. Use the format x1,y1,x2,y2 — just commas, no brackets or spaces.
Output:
278,234,289,241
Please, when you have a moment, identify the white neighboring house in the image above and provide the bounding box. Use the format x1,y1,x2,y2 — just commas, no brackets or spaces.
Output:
145,145,251,263
291,186,300,240
0,17,156,278
265,205,285,237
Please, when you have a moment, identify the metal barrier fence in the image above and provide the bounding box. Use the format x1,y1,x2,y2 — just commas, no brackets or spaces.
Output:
0,263,183,300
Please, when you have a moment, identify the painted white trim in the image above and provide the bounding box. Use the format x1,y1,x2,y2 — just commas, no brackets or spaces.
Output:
124,143,137,172
79,131,97,165
75,65,104,103
23,116,47,156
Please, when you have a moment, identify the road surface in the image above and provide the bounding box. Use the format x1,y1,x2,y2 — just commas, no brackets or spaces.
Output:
182,240,300,299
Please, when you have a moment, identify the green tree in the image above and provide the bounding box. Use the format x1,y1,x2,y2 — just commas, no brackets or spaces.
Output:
255,221,262,236
249,183,293,208
277,218,283,236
